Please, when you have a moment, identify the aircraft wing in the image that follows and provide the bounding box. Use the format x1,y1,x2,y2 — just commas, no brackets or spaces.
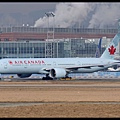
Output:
39,63,114,72
65,62,120,71
39,61,120,73
39,67,52,74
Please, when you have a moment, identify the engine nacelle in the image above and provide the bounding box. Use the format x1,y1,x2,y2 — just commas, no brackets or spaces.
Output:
49,68,67,78
17,73,32,78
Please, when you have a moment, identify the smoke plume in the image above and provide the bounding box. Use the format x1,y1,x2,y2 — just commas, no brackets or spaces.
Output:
34,2,120,28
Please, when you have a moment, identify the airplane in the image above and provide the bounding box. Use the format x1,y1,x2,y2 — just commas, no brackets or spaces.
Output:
107,67,120,72
0,24,120,80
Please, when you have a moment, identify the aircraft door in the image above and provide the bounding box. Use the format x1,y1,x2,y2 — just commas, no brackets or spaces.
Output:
77,61,81,66
3,62,8,69
53,62,56,66
24,64,27,68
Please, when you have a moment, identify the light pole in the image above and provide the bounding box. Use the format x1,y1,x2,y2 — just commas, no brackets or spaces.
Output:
51,12,55,32
45,12,50,31
45,12,55,32
50,12,55,58
45,12,55,58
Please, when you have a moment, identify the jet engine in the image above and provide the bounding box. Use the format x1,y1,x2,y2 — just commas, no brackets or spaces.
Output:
17,73,32,78
49,68,67,78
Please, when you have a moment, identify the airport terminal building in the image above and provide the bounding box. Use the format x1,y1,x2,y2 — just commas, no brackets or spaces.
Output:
0,26,119,59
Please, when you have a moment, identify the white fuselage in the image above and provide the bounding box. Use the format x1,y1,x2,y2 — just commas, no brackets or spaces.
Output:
0,57,118,74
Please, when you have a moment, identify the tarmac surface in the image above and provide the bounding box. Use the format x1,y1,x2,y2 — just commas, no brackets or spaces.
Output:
0,79,120,118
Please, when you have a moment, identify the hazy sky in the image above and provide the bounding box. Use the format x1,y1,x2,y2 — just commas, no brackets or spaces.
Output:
0,2,119,28
0,2,57,14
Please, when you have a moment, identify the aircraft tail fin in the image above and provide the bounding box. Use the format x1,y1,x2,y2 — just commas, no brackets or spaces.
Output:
100,33,120,59
95,38,102,58
100,20,120,59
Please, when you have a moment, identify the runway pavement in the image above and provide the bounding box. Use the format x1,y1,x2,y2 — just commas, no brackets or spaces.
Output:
0,79,120,108
0,82,120,88
1,101,120,107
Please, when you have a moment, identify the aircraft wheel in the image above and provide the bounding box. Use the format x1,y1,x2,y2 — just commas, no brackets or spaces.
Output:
42,77,53,80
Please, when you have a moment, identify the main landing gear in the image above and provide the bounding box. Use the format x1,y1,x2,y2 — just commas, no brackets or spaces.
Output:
41,74,72,80
42,74,53,80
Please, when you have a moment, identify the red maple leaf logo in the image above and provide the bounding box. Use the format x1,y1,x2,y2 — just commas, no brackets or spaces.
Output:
8,60,13,64
108,45,116,55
